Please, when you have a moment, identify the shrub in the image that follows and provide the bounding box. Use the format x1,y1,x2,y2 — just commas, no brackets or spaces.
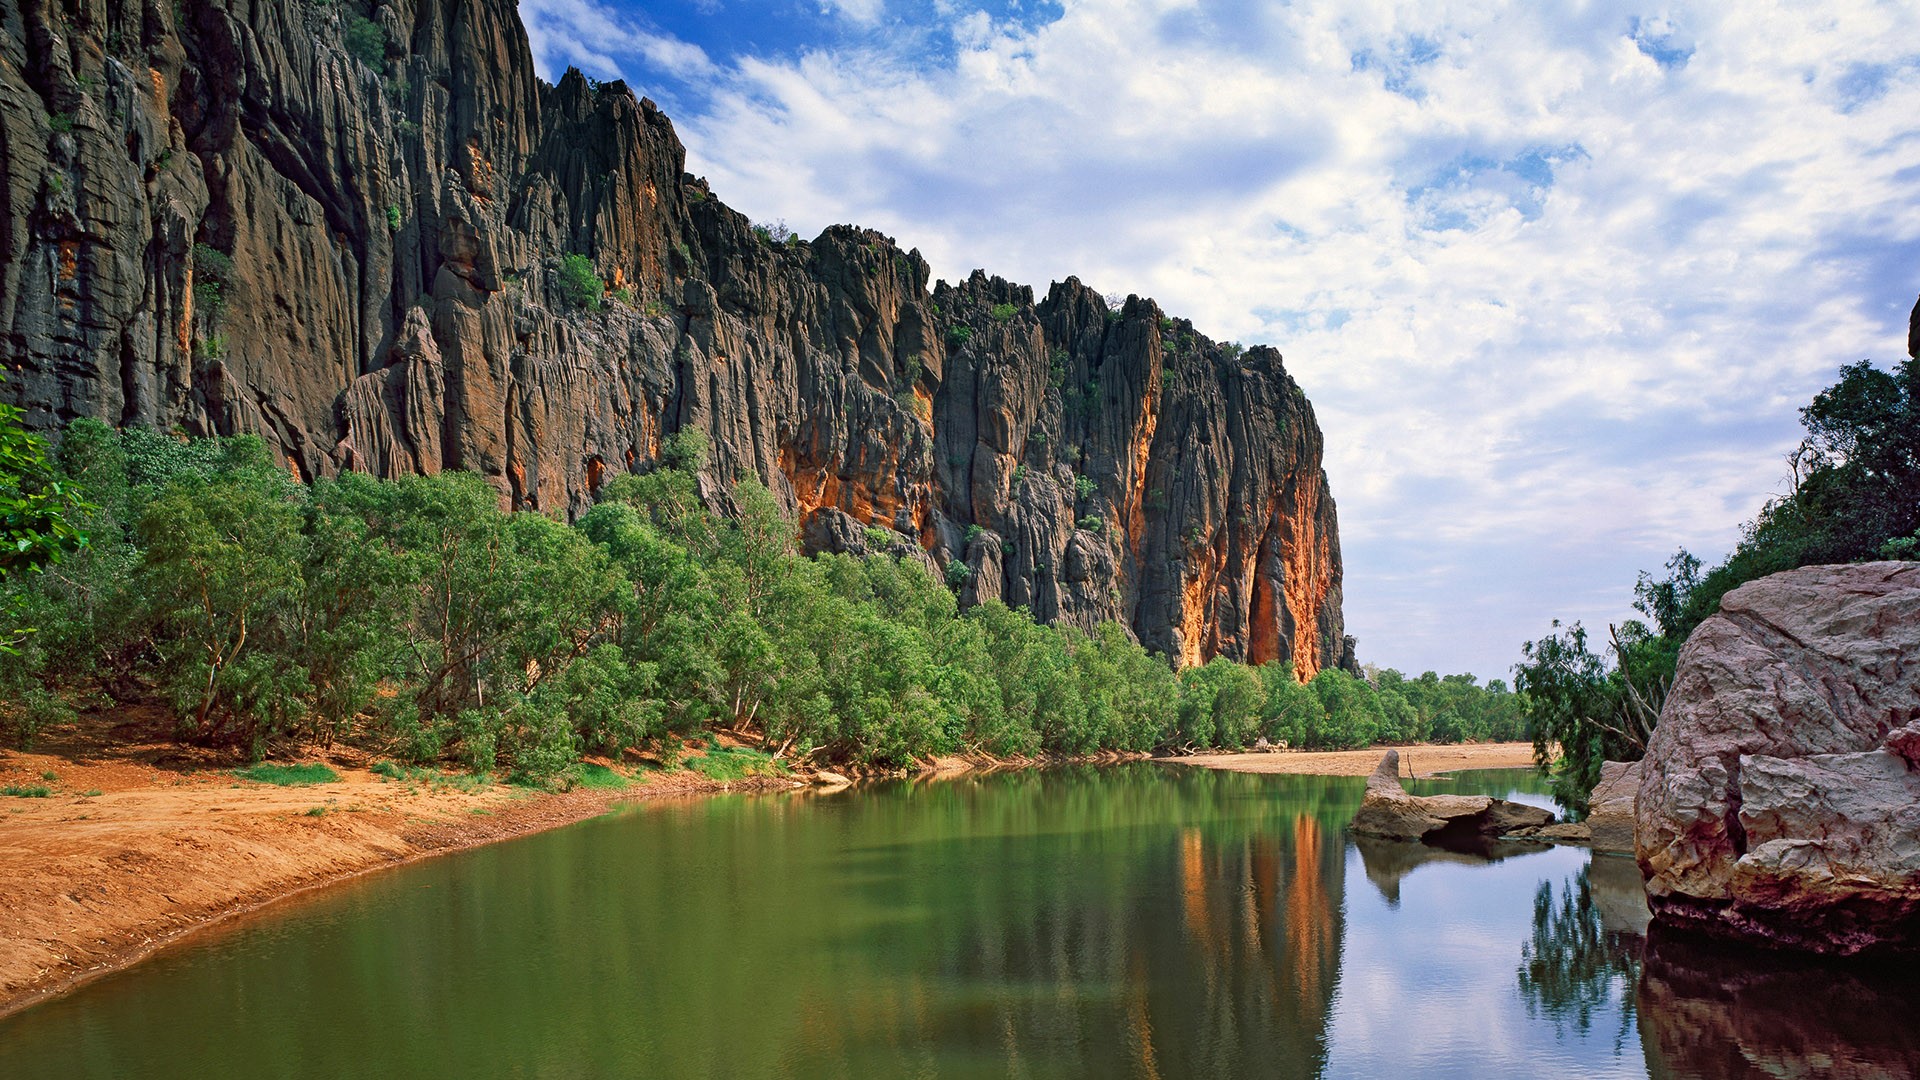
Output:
7,688,73,749
863,526,894,550
555,253,602,311
344,14,386,67
1078,516,1103,533
990,302,1017,321
385,205,401,231
963,524,984,545
234,762,341,786
2,785,52,798
945,559,971,588
1074,475,1096,501
947,325,973,348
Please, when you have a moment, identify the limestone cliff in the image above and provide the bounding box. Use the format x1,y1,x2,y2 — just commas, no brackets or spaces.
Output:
1,0,1352,675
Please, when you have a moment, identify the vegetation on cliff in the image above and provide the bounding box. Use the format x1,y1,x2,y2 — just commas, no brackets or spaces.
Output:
1518,344,1920,812
1,422,1516,771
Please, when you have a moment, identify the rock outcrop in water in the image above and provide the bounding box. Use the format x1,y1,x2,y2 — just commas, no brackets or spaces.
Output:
1349,750,1553,843
1636,562,1920,956
0,0,1350,674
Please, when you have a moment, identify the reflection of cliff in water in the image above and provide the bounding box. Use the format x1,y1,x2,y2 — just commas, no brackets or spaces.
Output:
1516,854,1648,1043
1639,930,1920,1080
918,766,1353,1077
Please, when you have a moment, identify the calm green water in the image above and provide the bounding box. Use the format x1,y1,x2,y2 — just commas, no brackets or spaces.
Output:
3,764,1917,1078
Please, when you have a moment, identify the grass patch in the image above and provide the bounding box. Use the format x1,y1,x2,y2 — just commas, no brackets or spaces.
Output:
568,763,630,790
234,762,340,786
689,746,786,782
82,789,102,797
372,760,489,792
39,770,57,781
304,806,328,817
4,785,53,798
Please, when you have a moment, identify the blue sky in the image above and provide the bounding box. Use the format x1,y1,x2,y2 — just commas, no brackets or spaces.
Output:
519,0,1920,681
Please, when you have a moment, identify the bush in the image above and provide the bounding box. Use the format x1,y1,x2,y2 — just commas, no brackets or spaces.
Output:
343,14,386,67
234,762,341,786
555,253,602,311
990,302,1017,321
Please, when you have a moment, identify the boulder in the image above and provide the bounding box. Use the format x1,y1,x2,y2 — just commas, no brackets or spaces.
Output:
1584,759,1641,854
1636,561,1920,955
1349,750,1553,843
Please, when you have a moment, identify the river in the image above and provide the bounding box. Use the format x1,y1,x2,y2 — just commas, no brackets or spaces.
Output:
2,764,1916,1078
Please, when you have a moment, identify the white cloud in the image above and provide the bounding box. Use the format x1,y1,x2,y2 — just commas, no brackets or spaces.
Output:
519,0,716,82
522,0,1920,677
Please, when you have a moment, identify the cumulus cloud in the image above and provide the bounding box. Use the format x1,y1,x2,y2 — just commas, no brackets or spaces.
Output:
520,0,1920,677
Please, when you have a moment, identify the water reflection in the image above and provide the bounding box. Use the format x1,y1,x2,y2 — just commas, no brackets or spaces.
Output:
1639,931,1920,1080
4,764,1920,1080
1517,855,1646,1043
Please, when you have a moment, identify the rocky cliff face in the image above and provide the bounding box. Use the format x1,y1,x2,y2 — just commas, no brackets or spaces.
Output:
1,0,1352,675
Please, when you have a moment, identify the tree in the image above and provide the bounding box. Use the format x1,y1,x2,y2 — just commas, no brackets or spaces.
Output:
1514,620,1666,816
138,458,305,754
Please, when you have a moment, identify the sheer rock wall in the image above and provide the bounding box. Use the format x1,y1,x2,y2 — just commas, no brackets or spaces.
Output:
1,0,1352,674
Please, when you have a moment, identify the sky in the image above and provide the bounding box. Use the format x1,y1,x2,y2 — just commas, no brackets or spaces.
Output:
517,0,1920,681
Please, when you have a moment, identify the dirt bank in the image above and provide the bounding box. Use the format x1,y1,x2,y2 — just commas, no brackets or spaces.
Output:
1165,741,1539,778
0,714,800,1021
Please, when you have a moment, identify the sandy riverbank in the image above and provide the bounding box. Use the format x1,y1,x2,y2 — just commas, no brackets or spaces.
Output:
1165,740,1539,777
0,714,800,1021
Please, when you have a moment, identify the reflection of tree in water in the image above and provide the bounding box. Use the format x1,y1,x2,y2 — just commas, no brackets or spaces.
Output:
1516,862,1643,1045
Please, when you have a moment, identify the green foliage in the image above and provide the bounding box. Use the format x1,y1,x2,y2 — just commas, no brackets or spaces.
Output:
690,745,783,781
1078,516,1103,533
385,205,401,231
3,784,52,798
48,112,74,133
7,419,1527,777
990,302,1017,322
963,524,984,546
568,762,630,789
5,688,73,748
1074,475,1096,501
343,13,387,67
947,325,974,348
1514,621,1665,816
863,525,895,550
1,389,93,655
234,762,341,786
1517,354,1919,810
945,558,971,588
611,287,633,307
555,253,603,311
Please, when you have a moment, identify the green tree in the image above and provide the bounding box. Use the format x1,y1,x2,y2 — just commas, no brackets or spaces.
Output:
138,455,305,754
1514,620,1664,815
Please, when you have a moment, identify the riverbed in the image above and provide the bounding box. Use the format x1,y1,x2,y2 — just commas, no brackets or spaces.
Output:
2,764,1915,1078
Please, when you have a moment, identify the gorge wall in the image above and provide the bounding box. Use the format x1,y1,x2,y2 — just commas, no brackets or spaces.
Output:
0,0,1353,675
